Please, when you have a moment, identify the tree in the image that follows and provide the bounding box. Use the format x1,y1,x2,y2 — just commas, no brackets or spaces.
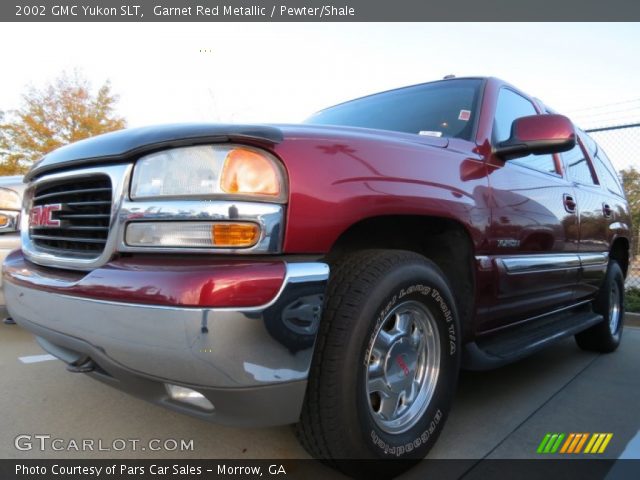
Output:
620,166,640,257
0,71,126,175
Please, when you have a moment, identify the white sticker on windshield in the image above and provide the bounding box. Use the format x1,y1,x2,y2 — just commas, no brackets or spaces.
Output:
419,131,443,137
458,110,471,121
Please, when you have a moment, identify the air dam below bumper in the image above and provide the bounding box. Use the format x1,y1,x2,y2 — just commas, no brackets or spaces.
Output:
3,251,329,426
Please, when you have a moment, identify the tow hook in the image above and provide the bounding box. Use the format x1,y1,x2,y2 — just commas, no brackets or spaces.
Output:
66,357,96,373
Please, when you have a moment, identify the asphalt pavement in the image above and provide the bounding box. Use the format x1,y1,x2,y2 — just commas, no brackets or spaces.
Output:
1,309,639,479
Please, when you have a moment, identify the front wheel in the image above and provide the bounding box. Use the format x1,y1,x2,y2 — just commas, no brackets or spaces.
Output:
296,250,460,475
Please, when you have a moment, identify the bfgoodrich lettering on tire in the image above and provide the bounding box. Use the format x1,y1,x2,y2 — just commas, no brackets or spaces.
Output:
296,250,460,475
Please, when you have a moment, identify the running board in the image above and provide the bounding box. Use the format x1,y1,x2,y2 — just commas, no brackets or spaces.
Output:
462,307,603,370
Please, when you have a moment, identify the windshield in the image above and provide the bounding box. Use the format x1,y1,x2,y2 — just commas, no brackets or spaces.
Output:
305,78,483,141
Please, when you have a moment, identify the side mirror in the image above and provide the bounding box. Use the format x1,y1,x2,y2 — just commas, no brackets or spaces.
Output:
494,114,576,160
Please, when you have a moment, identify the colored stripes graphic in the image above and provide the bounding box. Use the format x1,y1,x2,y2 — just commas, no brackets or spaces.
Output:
537,433,613,454
583,433,614,454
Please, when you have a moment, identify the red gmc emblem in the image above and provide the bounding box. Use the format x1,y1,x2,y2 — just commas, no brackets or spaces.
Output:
29,204,62,228
395,355,410,377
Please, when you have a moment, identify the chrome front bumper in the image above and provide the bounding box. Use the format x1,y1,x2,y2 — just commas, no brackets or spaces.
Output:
4,259,329,425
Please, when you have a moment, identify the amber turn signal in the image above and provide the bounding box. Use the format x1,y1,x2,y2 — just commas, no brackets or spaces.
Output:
212,223,260,247
220,147,281,197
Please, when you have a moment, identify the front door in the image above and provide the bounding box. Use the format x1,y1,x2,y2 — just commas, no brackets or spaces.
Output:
481,87,580,332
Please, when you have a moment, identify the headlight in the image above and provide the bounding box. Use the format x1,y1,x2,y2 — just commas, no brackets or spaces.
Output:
0,188,21,210
131,144,287,202
0,188,21,233
0,210,19,232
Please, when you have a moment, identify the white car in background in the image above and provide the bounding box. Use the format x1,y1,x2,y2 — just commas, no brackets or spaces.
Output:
0,175,24,307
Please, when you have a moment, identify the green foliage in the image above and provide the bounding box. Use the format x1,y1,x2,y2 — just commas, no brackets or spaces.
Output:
625,287,640,313
620,167,640,228
620,167,640,257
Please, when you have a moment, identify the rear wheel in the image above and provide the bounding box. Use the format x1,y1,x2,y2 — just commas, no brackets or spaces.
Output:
575,260,624,353
296,250,460,475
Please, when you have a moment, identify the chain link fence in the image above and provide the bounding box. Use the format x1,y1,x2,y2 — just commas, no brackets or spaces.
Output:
585,123,640,309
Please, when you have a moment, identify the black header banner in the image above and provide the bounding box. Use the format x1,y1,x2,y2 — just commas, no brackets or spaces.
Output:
2,459,640,479
2,0,640,22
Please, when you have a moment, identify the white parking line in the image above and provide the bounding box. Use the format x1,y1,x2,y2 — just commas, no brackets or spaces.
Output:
18,354,57,364
605,430,640,479
618,430,640,459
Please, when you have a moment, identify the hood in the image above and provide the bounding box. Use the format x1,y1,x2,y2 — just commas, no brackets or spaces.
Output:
25,123,448,181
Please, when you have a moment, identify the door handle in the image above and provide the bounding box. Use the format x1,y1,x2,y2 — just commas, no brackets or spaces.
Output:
563,193,577,213
602,203,613,218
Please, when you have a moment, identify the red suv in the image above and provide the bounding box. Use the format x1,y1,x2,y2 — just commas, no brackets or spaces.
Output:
4,76,630,473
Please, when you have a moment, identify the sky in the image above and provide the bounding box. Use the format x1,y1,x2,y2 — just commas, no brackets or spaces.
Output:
0,22,638,167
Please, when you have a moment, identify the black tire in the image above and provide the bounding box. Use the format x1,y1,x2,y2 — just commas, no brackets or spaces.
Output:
296,250,460,476
575,260,624,353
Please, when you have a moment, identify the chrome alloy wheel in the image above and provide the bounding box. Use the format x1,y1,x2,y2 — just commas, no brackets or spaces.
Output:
609,281,621,335
366,300,440,434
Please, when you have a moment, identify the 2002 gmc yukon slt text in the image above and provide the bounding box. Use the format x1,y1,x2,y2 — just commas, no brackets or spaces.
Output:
4,77,631,474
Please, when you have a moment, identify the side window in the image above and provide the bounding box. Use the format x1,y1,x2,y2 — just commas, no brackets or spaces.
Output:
562,141,596,185
595,148,624,196
580,131,597,155
580,132,624,196
493,88,557,175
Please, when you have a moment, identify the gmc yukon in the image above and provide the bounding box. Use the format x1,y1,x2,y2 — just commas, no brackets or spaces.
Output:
4,77,631,473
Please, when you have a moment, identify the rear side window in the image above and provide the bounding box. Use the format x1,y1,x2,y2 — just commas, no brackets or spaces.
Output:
561,141,596,185
580,132,624,196
494,88,557,175
594,149,624,196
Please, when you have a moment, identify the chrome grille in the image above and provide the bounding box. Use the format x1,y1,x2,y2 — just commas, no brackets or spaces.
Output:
30,176,112,257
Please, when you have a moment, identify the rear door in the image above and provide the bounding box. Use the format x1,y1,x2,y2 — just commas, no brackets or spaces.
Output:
483,87,580,332
559,132,610,299
577,133,630,297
